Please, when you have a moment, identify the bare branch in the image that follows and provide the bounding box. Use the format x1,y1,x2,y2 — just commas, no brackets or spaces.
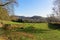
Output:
0,2,11,6
0,0,17,6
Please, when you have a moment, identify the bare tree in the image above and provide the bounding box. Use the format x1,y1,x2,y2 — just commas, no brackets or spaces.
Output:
53,0,60,20
0,0,17,6
53,0,60,19
0,0,18,15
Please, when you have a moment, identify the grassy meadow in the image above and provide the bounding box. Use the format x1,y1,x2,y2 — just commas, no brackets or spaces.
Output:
0,21,60,40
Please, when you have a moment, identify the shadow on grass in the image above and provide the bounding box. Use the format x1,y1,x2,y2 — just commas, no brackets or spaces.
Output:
48,23,60,30
14,26,50,34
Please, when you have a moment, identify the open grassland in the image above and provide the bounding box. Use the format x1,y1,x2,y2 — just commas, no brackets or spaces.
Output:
0,21,60,40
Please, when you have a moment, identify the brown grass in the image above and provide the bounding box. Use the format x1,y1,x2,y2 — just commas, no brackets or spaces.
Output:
0,32,35,40
11,32,35,39
0,35,8,40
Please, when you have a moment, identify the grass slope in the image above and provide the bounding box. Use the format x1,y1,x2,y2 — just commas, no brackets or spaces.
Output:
16,23,60,40
0,20,20,24
0,21,60,40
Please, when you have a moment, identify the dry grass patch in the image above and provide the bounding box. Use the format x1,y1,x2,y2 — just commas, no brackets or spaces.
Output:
0,35,8,40
10,32,35,40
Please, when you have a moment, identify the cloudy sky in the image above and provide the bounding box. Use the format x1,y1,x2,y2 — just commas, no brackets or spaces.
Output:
14,0,54,17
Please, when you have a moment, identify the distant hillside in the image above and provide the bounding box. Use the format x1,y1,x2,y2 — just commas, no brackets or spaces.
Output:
13,16,47,23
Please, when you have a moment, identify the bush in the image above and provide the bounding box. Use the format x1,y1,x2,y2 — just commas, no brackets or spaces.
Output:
0,7,10,21
48,23,60,29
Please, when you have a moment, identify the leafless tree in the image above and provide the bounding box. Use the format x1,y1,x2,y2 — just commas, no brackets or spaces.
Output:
53,0,60,18
53,0,60,20
0,0,18,15
0,0,17,6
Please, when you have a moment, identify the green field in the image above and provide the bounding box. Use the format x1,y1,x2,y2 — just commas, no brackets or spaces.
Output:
0,21,60,40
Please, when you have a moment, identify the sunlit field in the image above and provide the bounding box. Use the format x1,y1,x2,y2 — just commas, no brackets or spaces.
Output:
0,21,60,40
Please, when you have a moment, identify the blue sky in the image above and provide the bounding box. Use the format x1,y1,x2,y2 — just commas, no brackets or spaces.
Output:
14,0,53,17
